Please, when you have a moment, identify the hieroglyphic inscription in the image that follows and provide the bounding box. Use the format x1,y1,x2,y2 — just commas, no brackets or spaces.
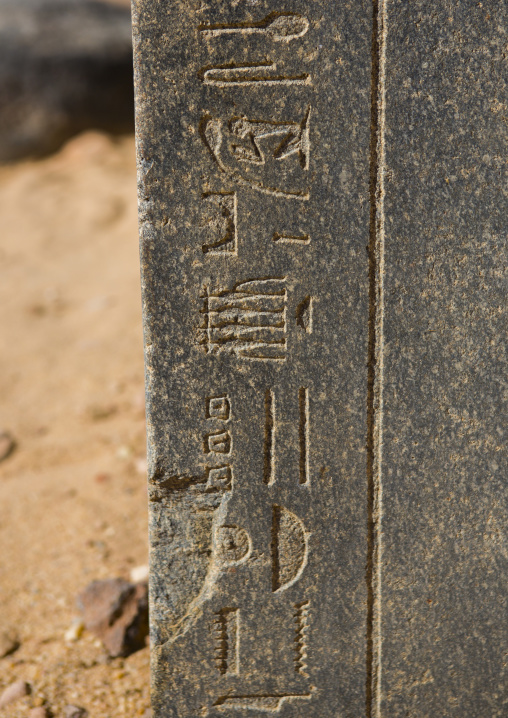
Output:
298,387,309,484
150,394,234,495
213,608,240,676
137,0,374,713
215,526,251,565
293,601,310,676
136,1,375,713
202,193,237,255
227,111,310,169
202,198,311,256
263,389,276,485
199,10,311,90
199,10,312,264
205,464,232,492
272,232,310,245
200,6,315,707
295,297,313,334
201,63,311,88
204,387,312,696
213,692,313,713
204,429,231,455
201,111,310,199
200,278,287,361
199,13,309,43
206,394,231,421
271,505,309,592
205,394,233,492
263,388,311,484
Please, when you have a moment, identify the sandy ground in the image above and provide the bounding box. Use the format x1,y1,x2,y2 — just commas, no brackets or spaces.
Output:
0,132,151,716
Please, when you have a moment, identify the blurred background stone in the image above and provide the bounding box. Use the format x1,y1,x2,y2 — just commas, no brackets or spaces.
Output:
77,577,149,657
0,679,30,708
29,707,51,718
63,706,89,718
0,0,134,162
0,429,15,462
0,628,20,657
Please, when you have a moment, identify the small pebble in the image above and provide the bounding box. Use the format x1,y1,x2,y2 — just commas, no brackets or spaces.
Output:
116,445,132,460
135,457,147,475
64,617,84,643
0,430,15,462
88,404,117,421
0,629,20,658
63,706,88,718
29,708,49,718
0,680,30,708
130,564,149,583
77,578,148,657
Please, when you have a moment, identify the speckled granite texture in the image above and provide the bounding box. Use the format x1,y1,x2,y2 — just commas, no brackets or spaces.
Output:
132,1,507,716
381,2,507,716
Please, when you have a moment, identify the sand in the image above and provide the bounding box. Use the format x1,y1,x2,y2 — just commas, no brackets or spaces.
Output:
0,131,151,716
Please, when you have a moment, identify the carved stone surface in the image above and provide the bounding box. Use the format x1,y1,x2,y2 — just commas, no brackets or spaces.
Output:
380,2,508,716
132,1,507,716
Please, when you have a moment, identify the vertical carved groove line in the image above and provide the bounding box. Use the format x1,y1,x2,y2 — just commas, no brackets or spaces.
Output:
271,505,281,592
263,389,275,484
367,1,387,717
202,285,211,354
298,387,309,485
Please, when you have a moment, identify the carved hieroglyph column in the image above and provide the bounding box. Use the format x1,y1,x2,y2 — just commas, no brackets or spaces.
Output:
132,1,507,716
134,1,372,715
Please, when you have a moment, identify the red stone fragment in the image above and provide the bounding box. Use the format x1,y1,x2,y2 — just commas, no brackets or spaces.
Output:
77,578,148,657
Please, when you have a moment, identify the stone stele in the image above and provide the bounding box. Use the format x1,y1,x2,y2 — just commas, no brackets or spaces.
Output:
132,1,507,716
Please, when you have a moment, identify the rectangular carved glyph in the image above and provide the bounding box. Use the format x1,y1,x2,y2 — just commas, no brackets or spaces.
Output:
133,1,372,715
